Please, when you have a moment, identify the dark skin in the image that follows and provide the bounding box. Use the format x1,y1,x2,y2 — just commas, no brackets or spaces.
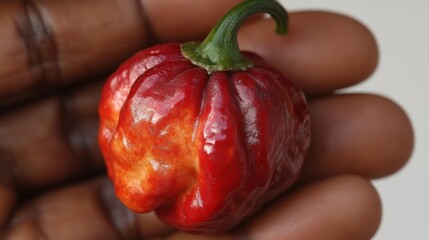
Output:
0,0,414,239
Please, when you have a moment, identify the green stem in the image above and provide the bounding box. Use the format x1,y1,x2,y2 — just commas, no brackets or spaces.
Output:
181,0,288,74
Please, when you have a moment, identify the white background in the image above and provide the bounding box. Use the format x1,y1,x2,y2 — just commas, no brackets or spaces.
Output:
281,1,429,239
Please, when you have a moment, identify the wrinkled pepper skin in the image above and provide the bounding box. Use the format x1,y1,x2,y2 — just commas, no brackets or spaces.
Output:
98,0,310,233
99,43,310,232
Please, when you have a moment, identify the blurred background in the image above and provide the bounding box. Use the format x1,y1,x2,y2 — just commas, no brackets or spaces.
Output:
281,1,429,239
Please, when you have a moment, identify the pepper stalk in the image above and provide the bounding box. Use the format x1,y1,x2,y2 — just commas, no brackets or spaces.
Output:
181,0,289,74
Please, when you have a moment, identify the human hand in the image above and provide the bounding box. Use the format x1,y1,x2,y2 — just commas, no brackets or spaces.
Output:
0,0,413,239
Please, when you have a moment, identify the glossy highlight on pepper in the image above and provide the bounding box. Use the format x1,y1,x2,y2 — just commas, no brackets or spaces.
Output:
98,0,310,233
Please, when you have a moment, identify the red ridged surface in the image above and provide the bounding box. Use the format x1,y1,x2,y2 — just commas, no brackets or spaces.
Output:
98,43,310,232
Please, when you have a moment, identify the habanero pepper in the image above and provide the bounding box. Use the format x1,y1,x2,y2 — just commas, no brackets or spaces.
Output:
98,0,310,233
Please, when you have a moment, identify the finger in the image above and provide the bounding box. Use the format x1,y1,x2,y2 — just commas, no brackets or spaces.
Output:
166,175,381,240
1,177,173,240
3,178,124,239
0,0,147,106
0,81,103,194
299,94,413,184
0,177,381,239
238,11,378,94
238,175,381,240
0,0,243,106
1,2,378,104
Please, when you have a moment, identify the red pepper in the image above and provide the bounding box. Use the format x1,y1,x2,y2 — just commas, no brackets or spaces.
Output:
99,0,310,233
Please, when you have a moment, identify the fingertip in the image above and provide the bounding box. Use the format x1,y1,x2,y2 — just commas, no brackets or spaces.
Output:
238,11,379,94
241,175,382,240
364,95,414,176
301,94,414,182
332,175,383,240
